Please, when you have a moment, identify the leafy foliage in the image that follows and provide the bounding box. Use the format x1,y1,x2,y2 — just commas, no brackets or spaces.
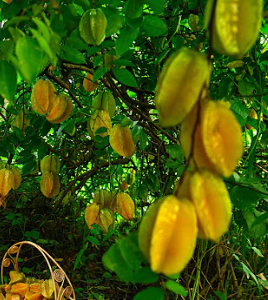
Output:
0,0,268,299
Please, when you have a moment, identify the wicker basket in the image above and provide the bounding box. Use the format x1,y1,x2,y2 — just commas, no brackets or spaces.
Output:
1,241,76,300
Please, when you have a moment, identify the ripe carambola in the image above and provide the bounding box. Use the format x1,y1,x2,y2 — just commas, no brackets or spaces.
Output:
109,125,135,157
138,195,197,275
155,47,210,127
89,109,112,137
93,190,114,209
92,91,116,117
40,171,60,198
120,180,129,191
46,93,69,123
99,208,113,232
11,283,28,298
0,168,14,198
177,170,232,242
79,8,107,46
49,95,73,124
40,155,60,174
31,79,57,115
115,192,135,221
83,73,98,93
41,279,54,299
180,99,243,177
85,203,101,229
12,109,30,131
9,270,25,285
205,0,263,58
10,167,21,190
12,110,24,130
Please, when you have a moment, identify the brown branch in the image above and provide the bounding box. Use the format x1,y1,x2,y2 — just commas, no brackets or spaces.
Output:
53,158,130,211
225,179,268,196
64,62,178,146
45,69,83,108
62,63,93,72
63,63,156,109
106,74,178,145
45,143,68,160
253,162,268,174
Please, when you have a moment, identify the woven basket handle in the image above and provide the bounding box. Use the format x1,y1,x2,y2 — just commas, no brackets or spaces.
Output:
1,241,76,300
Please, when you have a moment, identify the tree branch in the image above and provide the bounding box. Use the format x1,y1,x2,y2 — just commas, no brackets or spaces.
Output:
45,69,83,108
53,158,130,210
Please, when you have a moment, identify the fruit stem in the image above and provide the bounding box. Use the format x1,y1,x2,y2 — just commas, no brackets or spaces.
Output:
207,0,218,61
179,82,208,186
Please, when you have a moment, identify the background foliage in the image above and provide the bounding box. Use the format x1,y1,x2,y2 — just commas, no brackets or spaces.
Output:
0,0,268,299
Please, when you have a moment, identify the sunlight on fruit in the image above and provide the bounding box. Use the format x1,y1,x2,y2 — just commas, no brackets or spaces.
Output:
138,195,197,276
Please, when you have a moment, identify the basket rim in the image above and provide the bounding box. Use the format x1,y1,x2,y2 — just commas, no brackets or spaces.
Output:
1,240,76,300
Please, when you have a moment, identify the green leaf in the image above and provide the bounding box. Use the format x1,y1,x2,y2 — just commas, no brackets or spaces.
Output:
234,258,262,295
0,40,15,61
2,140,14,154
126,16,143,28
61,44,86,64
87,236,100,245
188,0,198,9
238,79,255,96
66,35,88,51
133,287,165,300
74,248,85,270
242,211,267,239
75,0,91,10
125,0,144,19
15,36,44,83
105,7,124,36
22,267,33,275
251,247,264,257
102,243,134,283
133,267,159,284
95,127,108,135
218,77,232,98
139,129,147,150
37,141,48,159
0,145,8,157
166,144,184,161
146,0,166,14
24,230,40,240
165,280,188,296
230,186,259,210
8,27,24,42
93,55,104,68
0,60,17,102
30,28,54,60
32,17,50,41
252,211,268,227
22,160,38,175
116,26,139,56
231,101,248,120
113,59,135,67
172,36,184,49
12,126,24,142
4,16,30,28
116,232,144,271
36,239,48,245
93,66,109,81
214,291,227,300
18,153,36,165
113,68,138,87
143,15,167,36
